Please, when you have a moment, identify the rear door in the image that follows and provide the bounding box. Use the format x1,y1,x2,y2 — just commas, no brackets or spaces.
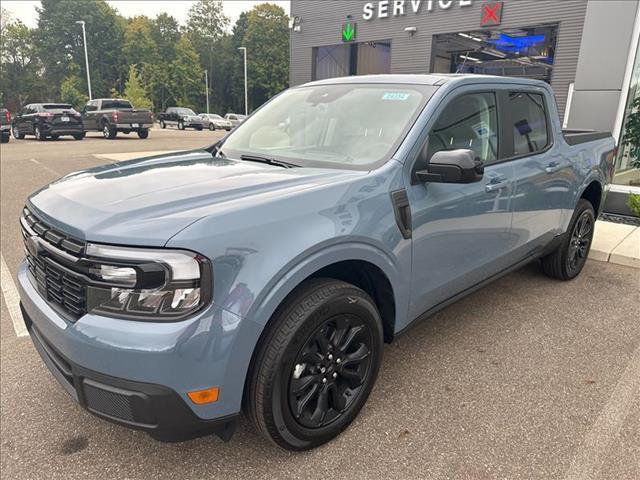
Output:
506,90,570,255
406,88,516,319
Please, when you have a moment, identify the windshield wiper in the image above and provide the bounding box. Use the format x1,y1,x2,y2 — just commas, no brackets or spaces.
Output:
240,154,298,169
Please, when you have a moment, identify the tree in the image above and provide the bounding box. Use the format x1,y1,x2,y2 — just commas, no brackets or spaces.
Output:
168,37,203,109
622,96,640,169
60,66,88,110
35,0,125,99
124,16,159,69
0,19,45,110
186,0,229,112
242,4,289,110
123,64,152,109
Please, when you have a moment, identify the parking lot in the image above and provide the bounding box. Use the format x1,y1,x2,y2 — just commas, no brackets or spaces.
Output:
1,129,639,480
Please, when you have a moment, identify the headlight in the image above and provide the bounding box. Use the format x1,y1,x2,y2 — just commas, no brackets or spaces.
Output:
84,243,211,321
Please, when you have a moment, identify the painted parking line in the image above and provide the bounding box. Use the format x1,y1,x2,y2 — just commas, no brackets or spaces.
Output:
0,254,28,337
563,344,640,480
29,158,60,177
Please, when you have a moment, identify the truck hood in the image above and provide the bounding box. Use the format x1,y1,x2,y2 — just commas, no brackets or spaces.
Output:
28,150,364,246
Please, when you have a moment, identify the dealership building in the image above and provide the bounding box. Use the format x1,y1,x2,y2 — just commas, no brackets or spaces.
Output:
289,0,640,210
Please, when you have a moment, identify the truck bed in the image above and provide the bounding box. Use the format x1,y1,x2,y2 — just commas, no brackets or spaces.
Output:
562,129,612,146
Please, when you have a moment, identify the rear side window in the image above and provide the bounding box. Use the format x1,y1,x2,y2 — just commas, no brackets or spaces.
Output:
426,92,499,165
508,92,549,156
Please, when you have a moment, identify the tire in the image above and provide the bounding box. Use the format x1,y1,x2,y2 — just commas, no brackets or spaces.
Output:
1,132,9,143
178,120,185,130
209,123,215,131
137,129,149,139
541,199,595,281
35,125,46,141
102,122,116,139
50,134,59,140
12,125,24,139
160,120,166,129
195,125,203,131
73,133,85,140
246,278,383,451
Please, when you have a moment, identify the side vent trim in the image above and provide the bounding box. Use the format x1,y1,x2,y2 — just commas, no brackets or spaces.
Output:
390,189,412,240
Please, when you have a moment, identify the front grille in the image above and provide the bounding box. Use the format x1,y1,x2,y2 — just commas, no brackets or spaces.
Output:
21,206,88,319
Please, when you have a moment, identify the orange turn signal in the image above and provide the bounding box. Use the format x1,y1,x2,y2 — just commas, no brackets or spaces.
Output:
187,387,219,405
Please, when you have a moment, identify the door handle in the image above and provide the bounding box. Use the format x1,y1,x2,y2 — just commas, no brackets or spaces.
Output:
545,161,561,174
485,176,509,193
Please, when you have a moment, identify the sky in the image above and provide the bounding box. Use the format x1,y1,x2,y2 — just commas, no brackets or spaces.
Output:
1,1,291,28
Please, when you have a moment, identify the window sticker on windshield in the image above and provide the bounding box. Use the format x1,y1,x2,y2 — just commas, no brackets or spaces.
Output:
382,92,410,101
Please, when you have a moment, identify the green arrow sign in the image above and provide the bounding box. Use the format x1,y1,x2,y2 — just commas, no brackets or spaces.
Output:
342,22,356,42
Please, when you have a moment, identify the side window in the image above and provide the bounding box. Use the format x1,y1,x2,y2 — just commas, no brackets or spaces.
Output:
508,92,549,156
425,92,499,165
167,108,175,114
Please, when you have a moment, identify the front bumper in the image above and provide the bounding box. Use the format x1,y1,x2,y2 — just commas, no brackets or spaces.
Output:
16,261,251,442
22,306,238,442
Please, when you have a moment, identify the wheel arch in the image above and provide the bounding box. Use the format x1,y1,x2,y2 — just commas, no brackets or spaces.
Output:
579,180,603,215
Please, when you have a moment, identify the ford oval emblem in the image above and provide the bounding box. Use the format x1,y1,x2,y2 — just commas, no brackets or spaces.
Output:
26,236,41,258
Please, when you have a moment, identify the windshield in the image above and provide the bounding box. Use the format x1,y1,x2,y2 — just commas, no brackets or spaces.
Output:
176,108,196,115
208,114,223,119
102,100,132,109
220,83,437,169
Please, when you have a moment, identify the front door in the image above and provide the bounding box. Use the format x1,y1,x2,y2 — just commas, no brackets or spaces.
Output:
406,90,515,320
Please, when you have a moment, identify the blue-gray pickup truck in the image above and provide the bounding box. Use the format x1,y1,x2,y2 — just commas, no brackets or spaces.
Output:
17,74,614,450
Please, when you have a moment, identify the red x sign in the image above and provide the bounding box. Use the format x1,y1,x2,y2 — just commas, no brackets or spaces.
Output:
481,1,503,26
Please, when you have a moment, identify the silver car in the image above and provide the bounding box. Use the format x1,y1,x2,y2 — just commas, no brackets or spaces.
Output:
199,113,233,131
224,113,246,128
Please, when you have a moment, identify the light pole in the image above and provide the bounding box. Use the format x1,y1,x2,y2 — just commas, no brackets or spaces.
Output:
75,20,92,100
204,70,210,114
238,47,248,116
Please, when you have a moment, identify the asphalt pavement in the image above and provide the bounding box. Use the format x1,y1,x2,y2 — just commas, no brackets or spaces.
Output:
1,128,639,480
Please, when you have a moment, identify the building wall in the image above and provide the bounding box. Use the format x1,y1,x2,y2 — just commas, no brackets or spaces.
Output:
290,0,589,117
566,0,640,132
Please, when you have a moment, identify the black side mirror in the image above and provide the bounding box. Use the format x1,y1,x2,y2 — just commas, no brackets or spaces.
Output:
416,149,484,184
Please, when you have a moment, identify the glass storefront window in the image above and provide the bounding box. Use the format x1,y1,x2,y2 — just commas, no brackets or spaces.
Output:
614,44,640,187
431,25,558,83
313,41,391,81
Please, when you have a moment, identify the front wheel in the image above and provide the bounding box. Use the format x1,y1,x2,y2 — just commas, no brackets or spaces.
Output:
541,199,595,280
137,129,149,139
73,132,85,140
209,123,215,131
160,120,166,129
246,278,383,451
12,126,24,139
1,132,9,143
178,120,185,130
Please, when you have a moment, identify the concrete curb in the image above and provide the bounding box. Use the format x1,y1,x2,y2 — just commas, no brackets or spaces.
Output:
590,220,639,269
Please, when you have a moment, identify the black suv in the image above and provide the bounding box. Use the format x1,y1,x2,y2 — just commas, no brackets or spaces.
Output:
12,103,85,141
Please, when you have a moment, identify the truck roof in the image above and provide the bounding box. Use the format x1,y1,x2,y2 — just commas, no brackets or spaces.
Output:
303,73,550,89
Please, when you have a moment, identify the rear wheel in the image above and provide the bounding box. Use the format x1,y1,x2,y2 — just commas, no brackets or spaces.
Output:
102,123,116,139
35,125,46,141
1,132,9,143
246,278,383,451
541,199,595,280
160,120,166,129
178,120,185,130
50,134,59,140
137,129,149,139
73,132,85,140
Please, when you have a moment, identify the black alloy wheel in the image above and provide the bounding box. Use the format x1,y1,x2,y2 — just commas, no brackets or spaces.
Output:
541,199,595,280
288,315,374,429
566,210,593,277
246,278,383,451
